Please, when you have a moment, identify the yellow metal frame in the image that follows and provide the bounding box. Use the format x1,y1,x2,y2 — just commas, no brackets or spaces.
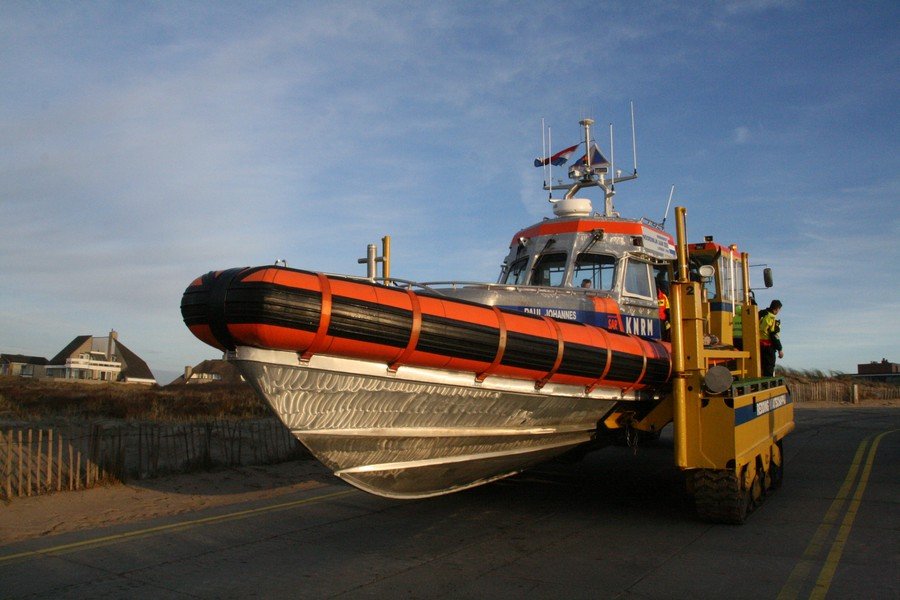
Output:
601,207,793,521
669,206,793,476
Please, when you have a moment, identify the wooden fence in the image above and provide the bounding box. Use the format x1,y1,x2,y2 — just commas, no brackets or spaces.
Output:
788,380,900,403
0,419,310,501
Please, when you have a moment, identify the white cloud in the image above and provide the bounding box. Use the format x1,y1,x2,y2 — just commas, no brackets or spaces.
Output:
722,0,798,14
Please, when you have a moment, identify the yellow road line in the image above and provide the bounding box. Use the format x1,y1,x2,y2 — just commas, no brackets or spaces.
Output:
0,488,355,565
776,438,869,600
809,430,895,600
777,429,897,600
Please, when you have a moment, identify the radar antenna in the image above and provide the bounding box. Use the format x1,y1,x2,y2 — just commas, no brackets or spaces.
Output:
662,184,675,229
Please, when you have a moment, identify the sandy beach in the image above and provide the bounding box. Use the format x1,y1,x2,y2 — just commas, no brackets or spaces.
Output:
0,460,336,545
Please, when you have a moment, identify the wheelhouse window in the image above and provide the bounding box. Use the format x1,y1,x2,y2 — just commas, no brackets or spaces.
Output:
573,254,617,290
624,258,654,299
531,252,568,286
719,255,740,304
503,257,529,285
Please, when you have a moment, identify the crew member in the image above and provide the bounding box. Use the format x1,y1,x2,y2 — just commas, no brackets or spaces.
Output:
581,278,592,289
758,299,783,377
657,280,670,341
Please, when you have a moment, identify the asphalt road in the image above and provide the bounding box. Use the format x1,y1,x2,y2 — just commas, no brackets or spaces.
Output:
1,407,897,599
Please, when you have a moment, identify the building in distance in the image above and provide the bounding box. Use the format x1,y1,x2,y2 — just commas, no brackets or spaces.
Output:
0,354,49,378
38,330,156,385
856,359,899,385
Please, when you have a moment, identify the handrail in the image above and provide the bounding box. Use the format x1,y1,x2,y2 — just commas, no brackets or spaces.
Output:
417,281,616,297
329,274,620,300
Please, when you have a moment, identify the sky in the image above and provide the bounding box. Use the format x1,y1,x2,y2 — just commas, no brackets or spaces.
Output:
2,1,898,384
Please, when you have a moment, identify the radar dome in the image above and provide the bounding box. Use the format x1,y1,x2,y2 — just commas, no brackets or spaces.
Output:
551,197,593,217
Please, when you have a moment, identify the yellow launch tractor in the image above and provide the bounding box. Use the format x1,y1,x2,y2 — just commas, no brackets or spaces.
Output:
610,207,793,523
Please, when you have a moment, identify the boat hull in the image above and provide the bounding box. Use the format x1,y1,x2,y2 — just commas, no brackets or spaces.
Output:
234,347,623,498
181,266,672,498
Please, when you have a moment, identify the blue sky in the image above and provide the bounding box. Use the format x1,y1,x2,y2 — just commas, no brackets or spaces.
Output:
2,1,897,383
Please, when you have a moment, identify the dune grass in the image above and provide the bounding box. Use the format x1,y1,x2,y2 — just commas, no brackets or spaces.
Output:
0,376,268,422
775,366,848,382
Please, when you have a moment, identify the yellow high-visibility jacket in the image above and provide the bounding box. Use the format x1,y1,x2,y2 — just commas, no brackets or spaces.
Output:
759,310,782,352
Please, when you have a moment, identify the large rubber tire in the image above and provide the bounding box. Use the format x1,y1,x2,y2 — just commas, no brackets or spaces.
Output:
691,469,751,524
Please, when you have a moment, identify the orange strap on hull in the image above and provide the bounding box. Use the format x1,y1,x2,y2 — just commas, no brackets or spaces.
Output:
301,272,333,361
662,343,673,382
622,339,649,393
388,289,423,372
535,316,565,390
476,306,508,383
585,323,614,394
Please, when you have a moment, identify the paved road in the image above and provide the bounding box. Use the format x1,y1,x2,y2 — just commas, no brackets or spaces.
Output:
1,407,897,599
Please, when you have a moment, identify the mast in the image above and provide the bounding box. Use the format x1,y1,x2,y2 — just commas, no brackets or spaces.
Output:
581,118,594,170
608,122,616,215
547,112,632,218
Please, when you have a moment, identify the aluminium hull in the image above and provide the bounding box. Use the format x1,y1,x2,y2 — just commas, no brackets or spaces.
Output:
233,346,634,498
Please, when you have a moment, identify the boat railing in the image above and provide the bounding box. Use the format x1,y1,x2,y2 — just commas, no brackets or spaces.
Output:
330,273,614,299
328,274,452,296
417,280,498,290
373,278,522,296
414,280,615,299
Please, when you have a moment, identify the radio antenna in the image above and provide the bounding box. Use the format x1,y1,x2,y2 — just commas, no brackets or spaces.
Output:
662,184,675,229
630,100,638,174
609,122,615,190
548,126,554,200
540,118,547,183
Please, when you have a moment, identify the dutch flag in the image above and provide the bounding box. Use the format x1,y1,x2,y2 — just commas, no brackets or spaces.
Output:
534,143,579,168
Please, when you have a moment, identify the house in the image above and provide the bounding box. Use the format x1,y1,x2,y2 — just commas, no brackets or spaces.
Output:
856,359,900,385
169,359,245,385
0,354,49,378
44,330,157,385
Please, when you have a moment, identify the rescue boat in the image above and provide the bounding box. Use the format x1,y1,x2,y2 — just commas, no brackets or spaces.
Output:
181,117,678,498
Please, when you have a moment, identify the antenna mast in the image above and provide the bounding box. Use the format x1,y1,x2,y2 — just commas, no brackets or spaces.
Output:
540,118,547,186
609,123,615,191
662,184,675,228
581,118,593,169
630,100,638,174
548,126,553,200
546,109,637,217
